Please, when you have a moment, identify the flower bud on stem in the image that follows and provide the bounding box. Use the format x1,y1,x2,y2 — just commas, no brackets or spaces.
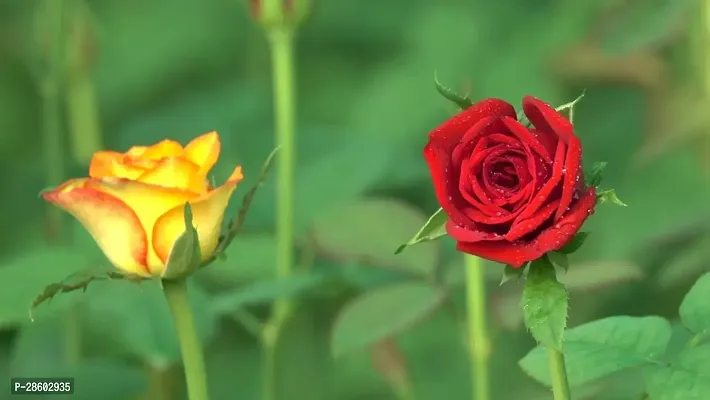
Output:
162,277,210,400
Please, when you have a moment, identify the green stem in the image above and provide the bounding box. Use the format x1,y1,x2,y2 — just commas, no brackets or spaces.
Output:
162,278,209,400
464,256,490,400
262,27,297,400
547,347,572,400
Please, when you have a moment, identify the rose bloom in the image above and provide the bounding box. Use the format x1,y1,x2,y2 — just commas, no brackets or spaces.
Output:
424,97,596,267
42,131,243,277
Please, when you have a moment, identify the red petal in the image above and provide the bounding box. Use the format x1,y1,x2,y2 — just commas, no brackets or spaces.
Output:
514,140,566,223
522,96,576,144
500,117,552,164
531,186,597,254
446,219,506,243
427,99,516,151
555,135,583,221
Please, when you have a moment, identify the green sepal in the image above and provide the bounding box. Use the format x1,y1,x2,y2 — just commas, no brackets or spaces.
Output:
597,189,628,207
585,162,608,188
500,264,526,286
557,232,590,255
395,208,447,255
161,203,202,280
434,73,473,111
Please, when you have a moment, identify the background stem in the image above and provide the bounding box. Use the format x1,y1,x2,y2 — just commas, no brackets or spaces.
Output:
546,347,572,400
162,278,210,400
464,255,490,400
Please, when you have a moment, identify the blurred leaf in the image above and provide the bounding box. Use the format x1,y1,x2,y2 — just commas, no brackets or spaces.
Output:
312,198,440,277
197,234,276,284
6,318,147,400
679,272,710,335
600,0,694,55
655,234,710,288
560,260,644,290
548,252,570,271
82,280,217,365
331,282,446,357
273,305,334,400
522,257,568,350
519,316,672,387
370,338,414,399
210,271,333,315
395,207,447,256
0,247,91,327
644,344,710,400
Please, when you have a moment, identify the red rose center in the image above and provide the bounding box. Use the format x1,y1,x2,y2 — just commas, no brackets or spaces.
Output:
488,161,518,189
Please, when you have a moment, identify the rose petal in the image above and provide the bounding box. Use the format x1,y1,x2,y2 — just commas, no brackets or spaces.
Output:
152,165,243,269
452,118,511,166
515,140,566,222
522,96,576,144
455,241,537,268
555,136,582,221
41,179,150,276
89,151,148,180
85,178,198,269
137,156,206,193
185,131,221,177
505,199,560,241
530,186,597,254
500,116,552,164
138,139,184,160
445,219,506,243
427,99,517,152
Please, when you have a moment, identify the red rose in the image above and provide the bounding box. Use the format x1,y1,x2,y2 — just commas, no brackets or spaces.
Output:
424,96,596,267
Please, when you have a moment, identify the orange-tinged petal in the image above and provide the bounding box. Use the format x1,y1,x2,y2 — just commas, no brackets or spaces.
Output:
152,165,243,266
86,178,198,272
138,139,184,160
125,146,148,157
41,178,150,276
88,151,146,180
137,157,205,193
184,131,220,177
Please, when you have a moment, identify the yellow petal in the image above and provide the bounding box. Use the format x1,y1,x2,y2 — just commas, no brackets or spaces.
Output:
41,179,151,276
89,151,148,180
137,156,206,193
152,165,244,266
184,131,220,177
86,178,198,273
138,139,184,160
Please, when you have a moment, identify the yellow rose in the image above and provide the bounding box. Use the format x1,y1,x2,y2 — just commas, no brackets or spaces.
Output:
42,131,243,277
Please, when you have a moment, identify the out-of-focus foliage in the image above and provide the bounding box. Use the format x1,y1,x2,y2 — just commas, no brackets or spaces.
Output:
0,0,708,399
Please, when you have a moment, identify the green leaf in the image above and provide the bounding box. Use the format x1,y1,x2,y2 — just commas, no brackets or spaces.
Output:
433,72,472,110
521,257,568,350
210,271,333,316
519,316,672,387
197,234,276,284
500,264,525,286
0,247,99,327
330,282,446,357
558,232,590,254
584,162,608,188
597,189,628,207
395,207,448,256
644,344,710,400
679,272,710,335
312,198,441,277
162,203,202,280
82,279,217,365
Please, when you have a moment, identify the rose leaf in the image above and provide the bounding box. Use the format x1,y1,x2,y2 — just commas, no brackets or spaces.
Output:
521,256,568,350
679,272,710,336
394,207,448,255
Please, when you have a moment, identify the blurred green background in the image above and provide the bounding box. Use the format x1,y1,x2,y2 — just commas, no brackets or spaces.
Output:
0,0,709,399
